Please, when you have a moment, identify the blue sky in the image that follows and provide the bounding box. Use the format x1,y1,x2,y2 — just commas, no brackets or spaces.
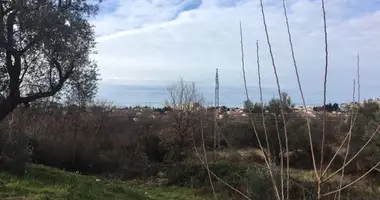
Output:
90,0,380,107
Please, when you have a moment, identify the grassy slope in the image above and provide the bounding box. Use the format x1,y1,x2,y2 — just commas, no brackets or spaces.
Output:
0,165,209,200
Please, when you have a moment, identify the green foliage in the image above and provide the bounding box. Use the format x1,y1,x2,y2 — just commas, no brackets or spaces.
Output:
286,116,338,168
0,0,100,121
0,113,33,176
65,62,100,107
313,103,340,112
266,92,293,115
162,162,316,200
144,134,167,163
244,166,278,200
0,131,30,176
0,165,207,200
243,100,263,114
360,100,380,119
342,100,380,135
164,162,247,198
221,120,258,148
356,110,380,172
338,101,380,173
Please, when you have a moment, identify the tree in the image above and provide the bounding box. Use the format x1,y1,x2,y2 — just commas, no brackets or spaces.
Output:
266,92,293,115
314,102,340,112
332,103,339,111
243,99,263,114
0,0,100,122
162,78,205,161
64,62,99,107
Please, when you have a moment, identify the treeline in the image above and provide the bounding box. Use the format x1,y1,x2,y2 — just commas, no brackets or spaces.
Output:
244,93,342,113
313,102,340,112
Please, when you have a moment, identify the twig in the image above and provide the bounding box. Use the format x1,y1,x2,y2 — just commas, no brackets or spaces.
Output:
322,160,380,197
259,1,291,198
323,125,380,182
357,54,361,106
353,79,356,104
256,40,272,173
337,84,354,200
319,0,329,181
257,40,284,200
281,0,319,193
273,101,285,200
240,21,281,200
337,54,361,200
217,122,315,197
200,114,218,200
321,107,360,178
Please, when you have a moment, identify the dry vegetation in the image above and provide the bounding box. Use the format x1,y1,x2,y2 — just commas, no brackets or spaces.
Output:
1,0,380,200
1,89,380,199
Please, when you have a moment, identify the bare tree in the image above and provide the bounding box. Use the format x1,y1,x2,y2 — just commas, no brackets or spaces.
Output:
166,78,204,134
163,78,205,160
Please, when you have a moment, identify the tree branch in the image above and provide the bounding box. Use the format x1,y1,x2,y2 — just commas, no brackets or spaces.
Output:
3,9,18,55
19,35,43,55
19,52,42,84
19,61,75,104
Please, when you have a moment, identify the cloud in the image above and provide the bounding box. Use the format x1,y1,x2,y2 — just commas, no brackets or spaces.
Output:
93,0,202,37
91,0,380,106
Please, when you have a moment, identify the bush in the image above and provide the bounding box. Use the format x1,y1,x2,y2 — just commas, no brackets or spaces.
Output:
0,114,32,176
158,127,194,162
161,162,282,198
144,134,167,163
221,120,258,149
18,104,153,174
0,134,30,176
244,166,280,200
286,115,339,169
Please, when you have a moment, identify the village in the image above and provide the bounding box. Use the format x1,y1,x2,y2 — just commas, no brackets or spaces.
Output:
106,98,380,122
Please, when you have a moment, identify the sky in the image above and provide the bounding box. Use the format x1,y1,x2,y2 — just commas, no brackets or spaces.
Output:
90,0,380,107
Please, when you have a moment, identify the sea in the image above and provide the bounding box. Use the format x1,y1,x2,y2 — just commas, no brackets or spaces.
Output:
96,83,362,108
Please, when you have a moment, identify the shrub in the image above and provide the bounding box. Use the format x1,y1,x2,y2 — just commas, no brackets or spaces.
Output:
144,134,167,163
158,127,195,162
162,162,282,198
0,113,32,176
244,166,279,200
221,120,258,149
22,104,152,174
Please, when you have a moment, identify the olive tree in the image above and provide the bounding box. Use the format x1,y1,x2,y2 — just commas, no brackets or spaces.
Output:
0,0,100,121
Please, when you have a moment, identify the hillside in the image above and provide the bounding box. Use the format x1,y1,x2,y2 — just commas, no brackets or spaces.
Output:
0,165,209,200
